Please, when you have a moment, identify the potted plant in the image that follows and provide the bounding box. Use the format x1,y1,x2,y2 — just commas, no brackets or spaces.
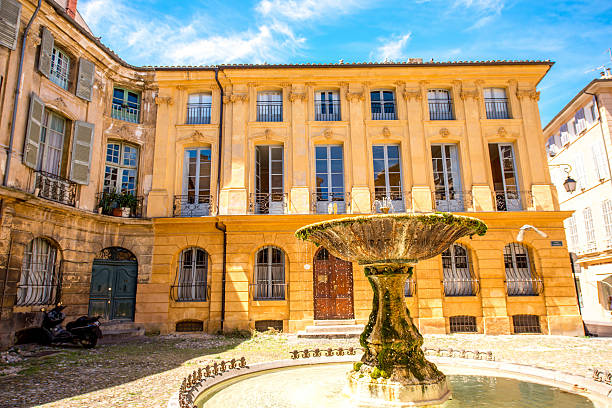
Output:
116,192,138,218
97,192,118,216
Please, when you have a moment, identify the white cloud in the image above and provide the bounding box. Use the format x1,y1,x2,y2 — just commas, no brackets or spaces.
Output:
372,32,412,61
256,0,371,21
453,0,505,29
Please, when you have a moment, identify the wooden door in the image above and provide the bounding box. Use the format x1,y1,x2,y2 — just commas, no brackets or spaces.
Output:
88,260,138,321
313,248,354,320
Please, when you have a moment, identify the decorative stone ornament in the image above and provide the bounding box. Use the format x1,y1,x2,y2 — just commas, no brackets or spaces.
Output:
289,92,307,102
498,127,508,138
154,96,173,105
345,92,365,102
323,128,333,139
382,127,391,138
439,128,450,137
403,89,421,101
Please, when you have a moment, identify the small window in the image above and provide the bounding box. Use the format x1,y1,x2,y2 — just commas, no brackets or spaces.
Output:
176,320,204,332
254,320,283,332
315,91,340,121
187,93,212,124
427,89,453,120
172,247,208,302
257,91,282,122
17,238,61,306
253,246,285,300
449,316,477,333
512,314,541,334
484,88,509,119
371,90,396,120
49,47,70,90
575,108,587,133
104,142,139,195
112,87,141,123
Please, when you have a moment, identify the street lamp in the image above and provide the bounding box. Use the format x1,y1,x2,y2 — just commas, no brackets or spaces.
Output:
550,164,576,193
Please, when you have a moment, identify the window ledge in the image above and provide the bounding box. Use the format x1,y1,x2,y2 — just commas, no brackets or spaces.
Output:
176,123,218,129
307,120,349,126
251,300,287,306
364,119,408,126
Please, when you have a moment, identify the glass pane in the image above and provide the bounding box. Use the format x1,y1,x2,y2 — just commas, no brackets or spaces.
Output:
330,159,343,173
370,91,380,101
383,91,394,101
330,146,342,159
270,147,282,161
316,159,327,173
387,145,400,158
113,88,124,103
373,146,385,159
315,146,327,159
331,174,343,187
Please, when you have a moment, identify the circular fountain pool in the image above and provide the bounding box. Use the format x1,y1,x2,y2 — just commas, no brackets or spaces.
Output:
195,362,594,407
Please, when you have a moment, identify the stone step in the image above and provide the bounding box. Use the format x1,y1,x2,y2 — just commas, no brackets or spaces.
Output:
99,322,145,343
313,319,356,326
100,321,144,332
303,324,364,333
296,330,363,339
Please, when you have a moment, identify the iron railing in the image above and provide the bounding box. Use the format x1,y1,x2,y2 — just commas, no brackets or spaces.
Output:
170,283,210,302
111,102,140,123
173,195,215,217
404,278,416,297
250,282,287,300
16,263,62,306
248,192,287,214
449,315,478,333
493,190,531,211
505,277,544,296
512,314,541,333
311,192,351,214
96,192,144,218
35,171,77,207
485,98,509,119
443,278,480,296
257,101,283,122
433,190,472,212
371,106,396,120
314,100,341,121
428,101,454,120
186,103,212,124
371,191,409,213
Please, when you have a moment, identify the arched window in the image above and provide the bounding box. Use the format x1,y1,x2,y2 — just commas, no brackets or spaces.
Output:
173,247,208,301
504,243,542,296
316,248,329,261
253,246,285,300
17,238,61,306
442,244,477,296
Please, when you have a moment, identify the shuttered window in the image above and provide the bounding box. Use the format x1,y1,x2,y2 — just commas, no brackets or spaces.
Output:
0,0,21,50
583,207,596,252
564,216,579,251
49,47,70,90
38,26,54,77
602,200,612,244
23,93,45,169
592,140,609,181
104,142,139,194
38,110,66,175
76,58,95,101
69,121,94,184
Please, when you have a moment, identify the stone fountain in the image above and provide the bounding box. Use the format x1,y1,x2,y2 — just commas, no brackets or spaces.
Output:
296,213,487,407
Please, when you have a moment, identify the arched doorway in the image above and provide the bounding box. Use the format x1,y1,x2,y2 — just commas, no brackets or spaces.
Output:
88,247,138,321
313,248,354,320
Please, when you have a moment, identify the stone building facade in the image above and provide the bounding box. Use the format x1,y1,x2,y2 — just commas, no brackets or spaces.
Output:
544,77,612,336
0,0,583,346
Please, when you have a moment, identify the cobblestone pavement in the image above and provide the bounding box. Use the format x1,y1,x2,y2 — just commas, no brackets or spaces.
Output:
0,333,610,408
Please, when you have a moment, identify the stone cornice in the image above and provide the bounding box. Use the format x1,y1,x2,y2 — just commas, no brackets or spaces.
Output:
403,89,421,101
345,91,365,102
516,89,540,101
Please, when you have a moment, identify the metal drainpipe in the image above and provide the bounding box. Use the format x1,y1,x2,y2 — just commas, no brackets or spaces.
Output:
3,0,42,187
213,68,227,332
584,91,612,182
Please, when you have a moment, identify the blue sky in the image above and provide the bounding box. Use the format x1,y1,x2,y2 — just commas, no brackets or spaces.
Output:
79,0,612,125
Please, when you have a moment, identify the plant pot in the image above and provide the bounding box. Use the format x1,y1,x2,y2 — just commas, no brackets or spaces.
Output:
112,208,123,217
121,207,131,218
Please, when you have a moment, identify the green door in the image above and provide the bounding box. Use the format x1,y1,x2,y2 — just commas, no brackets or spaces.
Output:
88,260,138,321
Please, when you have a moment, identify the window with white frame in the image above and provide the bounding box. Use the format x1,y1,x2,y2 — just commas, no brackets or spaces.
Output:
564,216,579,251
504,243,540,296
315,145,346,213
315,91,340,121
17,238,61,306
370,90,396,120
442,244,476,296
186,93,212,124
484,88,509,119
602,200,612,248
104,142,139,195
49,47,70,90
38,110,66,176
592,140,609,181
583,207,596,252
568,119,577,139
427,89,453,120
572,158,586,191
253,246,285,300
575,108,587,133
560,124,570,145
372,144,404,211
432,144,463,211
257,91,283,122
174,247,208,301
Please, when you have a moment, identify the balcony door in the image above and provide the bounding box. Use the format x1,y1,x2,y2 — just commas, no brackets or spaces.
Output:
489,143,521,211
373,144,404,212
315,91,340,121
432,144,463,211
38,110,66,176
315,145,345,214
255,145,284,214
181,148,211,216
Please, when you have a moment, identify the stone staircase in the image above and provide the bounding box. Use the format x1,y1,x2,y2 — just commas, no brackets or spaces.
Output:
99,321,145,343
297,319,364,339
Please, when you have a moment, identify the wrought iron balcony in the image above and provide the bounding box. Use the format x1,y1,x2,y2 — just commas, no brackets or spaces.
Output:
16,263,62,306
371,106,396,120
170,283,210,302
248,192,287,214
250,282,287,300
96,191,144,218
443,278,480,296
35,171,77,207
428,101,454,120
404,278,416,297
485,98,510,119
173,195,215,217
257,101,283,122
111,102,140,123
186,103,212,124
505,277,544,296
311,192,351,214
371,191,409,213
314,100,341,121
494,190,531,211
434,190,472,212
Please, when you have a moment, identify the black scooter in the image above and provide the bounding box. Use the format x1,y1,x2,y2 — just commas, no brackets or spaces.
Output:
15,304,102,348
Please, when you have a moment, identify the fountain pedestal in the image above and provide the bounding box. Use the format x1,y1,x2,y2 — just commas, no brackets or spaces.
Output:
347,265,450,407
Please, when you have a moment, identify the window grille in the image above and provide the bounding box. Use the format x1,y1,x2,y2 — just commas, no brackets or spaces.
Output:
254,320,283,332
186,93,212,124
96,247,137,261
172,247,208,302
442,244,478,296
112,88,141,123
17,238,61,306
512,314,541,334
253,246,285,300
564,216,579,251
484,88,509,119
583,207,597,253
427,89,454,120
257,91,282,122
315,91,340,121
49,47,70,90
371,90,396,120
176,320,204,332
104,142,139,195
449,315,477,333
504,243,543,296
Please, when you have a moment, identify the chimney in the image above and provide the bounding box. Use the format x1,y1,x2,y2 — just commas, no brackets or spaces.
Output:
66,0,77,18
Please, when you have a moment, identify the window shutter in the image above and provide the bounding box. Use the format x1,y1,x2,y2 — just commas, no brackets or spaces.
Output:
0,0,21,50
69,121,94,184
75,57,95,101
22,93,44,169
38,26,54,78
597,280,611,310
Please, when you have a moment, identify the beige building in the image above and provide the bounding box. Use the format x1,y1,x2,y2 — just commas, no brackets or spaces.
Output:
0,0,583,347
544,76,612,336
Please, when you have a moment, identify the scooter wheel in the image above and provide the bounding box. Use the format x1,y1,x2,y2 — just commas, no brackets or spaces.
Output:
80,332,98,349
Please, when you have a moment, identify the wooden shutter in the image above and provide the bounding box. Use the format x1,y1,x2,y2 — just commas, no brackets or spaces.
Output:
597,280,612,311
0,0,21,50
22,93,44,169
76,58,95,101
38,26,54,77
69,121,94,184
